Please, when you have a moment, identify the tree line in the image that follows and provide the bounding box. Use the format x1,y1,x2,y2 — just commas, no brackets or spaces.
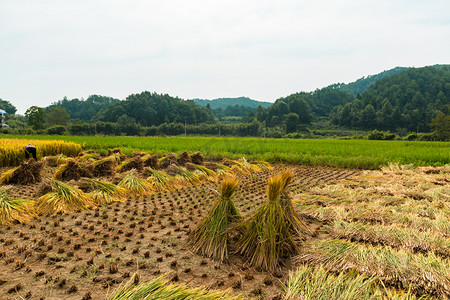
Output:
0,66,448,140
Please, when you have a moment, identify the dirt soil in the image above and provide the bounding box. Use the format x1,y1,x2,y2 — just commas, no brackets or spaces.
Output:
0,165,358,300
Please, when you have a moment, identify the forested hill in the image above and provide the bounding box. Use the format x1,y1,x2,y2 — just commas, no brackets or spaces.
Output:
46,95,120,121
327,67,408,96
93,91,215,126
331,66,450,132
193,97,272,109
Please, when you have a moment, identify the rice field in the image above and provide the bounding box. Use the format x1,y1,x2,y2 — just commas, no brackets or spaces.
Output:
1,135,449,169
0,138,449,299
0,138,82,167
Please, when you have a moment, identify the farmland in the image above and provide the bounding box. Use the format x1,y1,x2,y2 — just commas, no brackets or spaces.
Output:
1,135,449,169
0,137,449,299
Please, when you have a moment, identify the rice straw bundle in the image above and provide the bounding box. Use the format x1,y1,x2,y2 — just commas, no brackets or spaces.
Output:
190,176,241,261
82,178,126,205
118,169,153,197
35,180,94,215
0,187,35,225
236,172,299,271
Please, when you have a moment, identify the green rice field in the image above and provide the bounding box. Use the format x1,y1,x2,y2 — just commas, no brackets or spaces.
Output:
1,135,449,169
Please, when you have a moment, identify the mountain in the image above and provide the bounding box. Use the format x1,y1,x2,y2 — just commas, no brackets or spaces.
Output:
331,66,450,132
193,97,272,109
327,67,409,96
327,64,449,96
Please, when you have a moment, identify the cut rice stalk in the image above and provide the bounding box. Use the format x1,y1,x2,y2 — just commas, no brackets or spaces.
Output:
35,180,95,215
283,264,417,300
118,169,153,197
82,178,126,205
0,168,17,185
0,187,35,225
107,273,243,300
190,176,241,261
145,168,172,192
236,172,299,271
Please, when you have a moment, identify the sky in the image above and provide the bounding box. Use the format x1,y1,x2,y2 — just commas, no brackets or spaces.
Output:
1,0,449,114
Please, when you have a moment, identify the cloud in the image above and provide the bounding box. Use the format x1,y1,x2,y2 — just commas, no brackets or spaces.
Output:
1,0,449,113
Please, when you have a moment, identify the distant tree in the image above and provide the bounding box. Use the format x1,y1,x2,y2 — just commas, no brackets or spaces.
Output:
288,97,313,124
0,98,17,114
267,101,289,126
285,113,300,133
255,105,267,122
25,106,46,130
361,104,376,128
430,109,450,140
46,107,70,126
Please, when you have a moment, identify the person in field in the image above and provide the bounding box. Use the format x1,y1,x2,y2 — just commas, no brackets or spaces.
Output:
23,144,37,161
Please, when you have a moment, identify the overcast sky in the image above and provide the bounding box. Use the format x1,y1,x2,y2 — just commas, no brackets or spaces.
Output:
1,0,449,114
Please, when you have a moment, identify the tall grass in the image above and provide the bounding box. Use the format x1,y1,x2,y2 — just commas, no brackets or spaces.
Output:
2,135,448,169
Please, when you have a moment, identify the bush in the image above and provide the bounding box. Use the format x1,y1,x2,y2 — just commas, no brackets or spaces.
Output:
367,130,385,140
405,132,418,141
368,130,398,140
46,125,67,135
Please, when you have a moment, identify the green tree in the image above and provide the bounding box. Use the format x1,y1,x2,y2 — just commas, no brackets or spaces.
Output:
0,98,17,114
285,113,299,133
430,109,450,140
288,97,313,124
361,104,376,129
25,106,46,130
267,101,289,126
46,107,70,126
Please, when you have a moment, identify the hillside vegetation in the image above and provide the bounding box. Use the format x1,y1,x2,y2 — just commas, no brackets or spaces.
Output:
1,65,449,140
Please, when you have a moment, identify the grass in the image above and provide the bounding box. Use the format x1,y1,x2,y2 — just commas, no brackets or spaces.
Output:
1,135,448,169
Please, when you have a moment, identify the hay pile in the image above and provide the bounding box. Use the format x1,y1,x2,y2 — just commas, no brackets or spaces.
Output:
0,159,43,185
92,156,117,177
117,156,143,172
143,154,158,169
236,170,300,271
158,153,177,169
191,152,204,165
177,151,191,166
54,158,93,181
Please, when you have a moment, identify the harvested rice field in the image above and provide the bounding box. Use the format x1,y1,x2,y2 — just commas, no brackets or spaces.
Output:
0,147,449,299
